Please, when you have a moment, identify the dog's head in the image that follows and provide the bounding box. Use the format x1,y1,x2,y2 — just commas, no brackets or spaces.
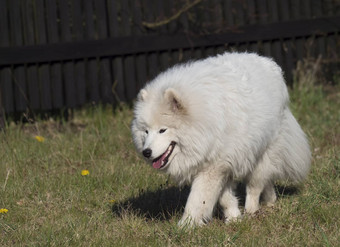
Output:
131,87,187,170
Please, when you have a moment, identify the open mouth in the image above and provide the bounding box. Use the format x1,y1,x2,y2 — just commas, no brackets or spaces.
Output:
152,141,176,169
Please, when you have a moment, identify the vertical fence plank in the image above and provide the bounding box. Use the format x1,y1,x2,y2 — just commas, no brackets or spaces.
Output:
246,0,258,53
84,0,100,103
246,0,256,25
224,0,235,28
108,0,126,103
267,0,284,69
191,0,204,61
157,0,171,72
133,0,148,90
35,0,52,111
233,0,245,27
23,0,40,112
313,0,327,59
168,1,182,66
0,0,14,116
72,0,87,106
145,0,161,80
0,64,11,125
257,0,271,56
301,0,316,60
0,88,4,128
59,0,77,108
122,0,137,101
279,0,294,84
209,0,225,55
223,0,238,53
233,0,248,53
121,1,137,101
179,1,194,60
9,0,27,112
46,0,64,108
94,0,114,104
292,0,305,63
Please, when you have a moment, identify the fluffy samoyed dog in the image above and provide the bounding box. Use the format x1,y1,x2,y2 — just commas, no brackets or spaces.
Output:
131,52,311,226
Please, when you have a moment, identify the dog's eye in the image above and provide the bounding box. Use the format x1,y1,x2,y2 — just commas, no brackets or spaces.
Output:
159,128,167,134
145,130,149,134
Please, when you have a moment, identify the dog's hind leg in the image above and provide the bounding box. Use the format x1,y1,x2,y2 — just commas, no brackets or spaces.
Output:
261,182,277,207
244,108,311,214
219,181,241,223
245,183,265,214
245,152,274,214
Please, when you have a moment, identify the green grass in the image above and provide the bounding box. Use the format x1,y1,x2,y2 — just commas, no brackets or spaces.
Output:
1,74,339,246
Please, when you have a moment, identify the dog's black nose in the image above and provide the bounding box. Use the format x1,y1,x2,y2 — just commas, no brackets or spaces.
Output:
142,148,152,158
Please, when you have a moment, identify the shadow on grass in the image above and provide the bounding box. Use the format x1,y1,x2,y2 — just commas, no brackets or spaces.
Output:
275,184,300,198
112,183,300,221
112,185,190,221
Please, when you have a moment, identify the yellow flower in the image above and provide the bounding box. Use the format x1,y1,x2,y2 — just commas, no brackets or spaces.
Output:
0,208,8,214
109,200,115,204
81,170,90,176
35,136,45,142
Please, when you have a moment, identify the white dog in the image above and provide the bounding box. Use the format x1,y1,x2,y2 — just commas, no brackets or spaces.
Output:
131,52,311,226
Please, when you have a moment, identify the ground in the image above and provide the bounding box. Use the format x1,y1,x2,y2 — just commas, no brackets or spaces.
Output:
0,68,339,246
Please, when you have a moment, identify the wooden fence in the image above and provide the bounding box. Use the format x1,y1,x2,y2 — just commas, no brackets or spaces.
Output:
0,0,339,121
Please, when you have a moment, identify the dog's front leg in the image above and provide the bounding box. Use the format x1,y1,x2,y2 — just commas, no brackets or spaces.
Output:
178,165,226,227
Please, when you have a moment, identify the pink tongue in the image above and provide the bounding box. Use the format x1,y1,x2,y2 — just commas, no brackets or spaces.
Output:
152,152,167,169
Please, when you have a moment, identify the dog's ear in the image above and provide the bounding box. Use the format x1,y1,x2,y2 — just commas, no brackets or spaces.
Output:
138,89,148,101
164,88,185,113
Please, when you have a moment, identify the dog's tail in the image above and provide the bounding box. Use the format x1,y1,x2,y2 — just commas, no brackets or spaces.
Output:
269,108,311,183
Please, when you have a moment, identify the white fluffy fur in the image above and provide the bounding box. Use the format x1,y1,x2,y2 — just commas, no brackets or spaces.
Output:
131,52,311,226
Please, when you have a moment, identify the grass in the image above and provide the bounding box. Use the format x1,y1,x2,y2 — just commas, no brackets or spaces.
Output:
0,68,339,246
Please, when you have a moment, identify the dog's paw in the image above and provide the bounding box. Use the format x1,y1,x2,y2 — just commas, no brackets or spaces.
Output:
178,215,206,228
224,208,242,224
225,214,243,224
178,217,194,229
245,202,260,215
